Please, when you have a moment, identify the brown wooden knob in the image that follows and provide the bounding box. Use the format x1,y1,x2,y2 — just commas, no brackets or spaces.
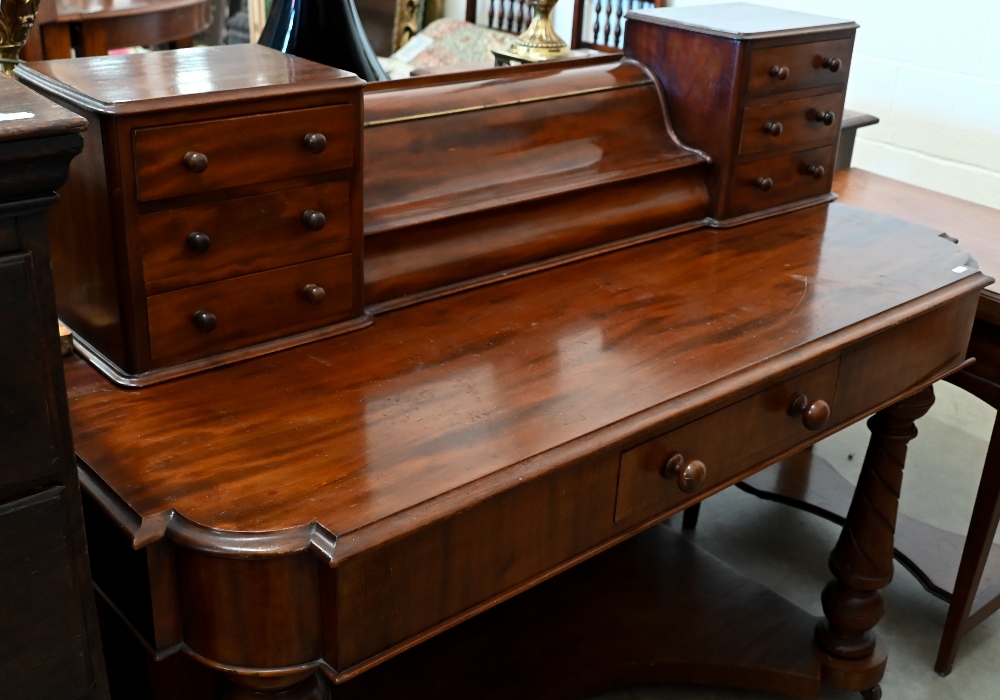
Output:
821,57,842,72
763,121,783,137
769,65,790,80
662,453,707,494
755,177,773,192
302,284,326,304
815,110,836,125
806,165,826,180
186,231,211,254
192,310,217,332
303,133,327,154
301,210,326,231
183,151,208,173
788,395,831,430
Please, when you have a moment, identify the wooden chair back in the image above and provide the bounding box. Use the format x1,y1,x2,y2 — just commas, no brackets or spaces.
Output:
465,0,668,50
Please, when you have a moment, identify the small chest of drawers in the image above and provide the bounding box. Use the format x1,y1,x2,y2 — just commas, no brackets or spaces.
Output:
18,45,367,386
626,3,857,224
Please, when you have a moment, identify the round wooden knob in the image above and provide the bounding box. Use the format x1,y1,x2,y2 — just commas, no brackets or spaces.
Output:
815,110,836,125
821,57,843,72
755,177,773,192
303,133,327,154
302,284,327,304
662,453,707,494
788,395,831,431
763,121,783,137
769,65,790,80
301,210,326,231
192,310,217,333
186,231,211,254
183,151,209,173
806,165,826,180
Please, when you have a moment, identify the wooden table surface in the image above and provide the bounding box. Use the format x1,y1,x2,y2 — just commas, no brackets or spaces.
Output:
834,169,1000,299
68,203,977,550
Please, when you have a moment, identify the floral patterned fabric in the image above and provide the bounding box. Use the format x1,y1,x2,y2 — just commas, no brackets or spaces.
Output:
379,18,512,78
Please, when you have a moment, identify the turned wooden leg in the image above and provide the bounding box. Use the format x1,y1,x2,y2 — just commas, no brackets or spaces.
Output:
816,386,934,661
224,670,330,700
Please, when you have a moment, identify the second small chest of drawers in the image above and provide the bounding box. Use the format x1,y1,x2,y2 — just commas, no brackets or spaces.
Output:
18,45,367,386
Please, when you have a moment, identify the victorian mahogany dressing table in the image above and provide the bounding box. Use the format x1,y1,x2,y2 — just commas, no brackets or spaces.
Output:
13,4,992,699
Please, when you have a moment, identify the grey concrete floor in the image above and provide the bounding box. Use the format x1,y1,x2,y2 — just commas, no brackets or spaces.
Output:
590,381,1000,700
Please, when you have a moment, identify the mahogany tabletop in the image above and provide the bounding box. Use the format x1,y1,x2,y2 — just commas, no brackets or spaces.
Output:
834,168,1000,300
51,0,208,22
65,203,980,555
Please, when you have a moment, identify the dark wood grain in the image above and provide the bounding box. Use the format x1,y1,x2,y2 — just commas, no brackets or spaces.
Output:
133,105,355,201
0,75,107,700
139,182,351,295
739,89,844,155
146,253,355,365
746,38,853,97
729,145,835,217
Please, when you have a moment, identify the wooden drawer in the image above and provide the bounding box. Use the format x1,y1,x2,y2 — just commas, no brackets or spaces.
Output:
738,90,845,156
728,145,834,217
133,104,356,201
747,38,853,98
147,254,355,364
615,360,840,523
139,181,351,295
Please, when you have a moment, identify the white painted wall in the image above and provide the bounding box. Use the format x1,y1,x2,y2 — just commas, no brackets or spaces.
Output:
445,0,1000,209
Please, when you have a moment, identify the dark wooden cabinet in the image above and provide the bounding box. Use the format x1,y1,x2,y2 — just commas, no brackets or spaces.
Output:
0,75,108,700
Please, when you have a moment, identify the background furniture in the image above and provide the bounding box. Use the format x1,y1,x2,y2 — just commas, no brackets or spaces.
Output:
21,0,212,61
0,75,108,700
741,167,1000,676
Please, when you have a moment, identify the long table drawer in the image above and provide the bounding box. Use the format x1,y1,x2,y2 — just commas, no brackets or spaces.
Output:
615,359,840,523
140,181,352,294
133,104,356,201
147,254,355,365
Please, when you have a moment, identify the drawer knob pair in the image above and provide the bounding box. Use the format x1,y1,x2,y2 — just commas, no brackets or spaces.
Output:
821,57,843,73
754,177,773,192
302,210,327,231
806,165,826,180
763,121,783,137
788,394,831,430
302,284,327,304
769,65,790,80
303,133,327,154
192,310,217,333
814,111,836,126
662,453,707,494
183,151,209,173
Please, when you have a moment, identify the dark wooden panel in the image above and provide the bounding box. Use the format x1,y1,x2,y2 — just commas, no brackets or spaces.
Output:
139,181,351,294
0,253,60,492
0,488,95,700
728,145,834,217
739,89,844,155
147,253,355,364
133,104,356,201
746,38,853,97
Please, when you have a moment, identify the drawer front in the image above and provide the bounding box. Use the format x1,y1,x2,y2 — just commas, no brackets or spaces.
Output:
615,360,840,523
739,90,845,156
747,38,853,98
147,254,355,364
133,104,356,201
728,145,834,217
140,181,352,294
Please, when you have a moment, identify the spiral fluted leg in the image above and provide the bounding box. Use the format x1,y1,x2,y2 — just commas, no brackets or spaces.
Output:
816,386,935,661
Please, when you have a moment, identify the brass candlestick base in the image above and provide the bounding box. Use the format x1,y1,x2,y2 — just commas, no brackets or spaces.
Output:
505,0,568,62
0,0,41,77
